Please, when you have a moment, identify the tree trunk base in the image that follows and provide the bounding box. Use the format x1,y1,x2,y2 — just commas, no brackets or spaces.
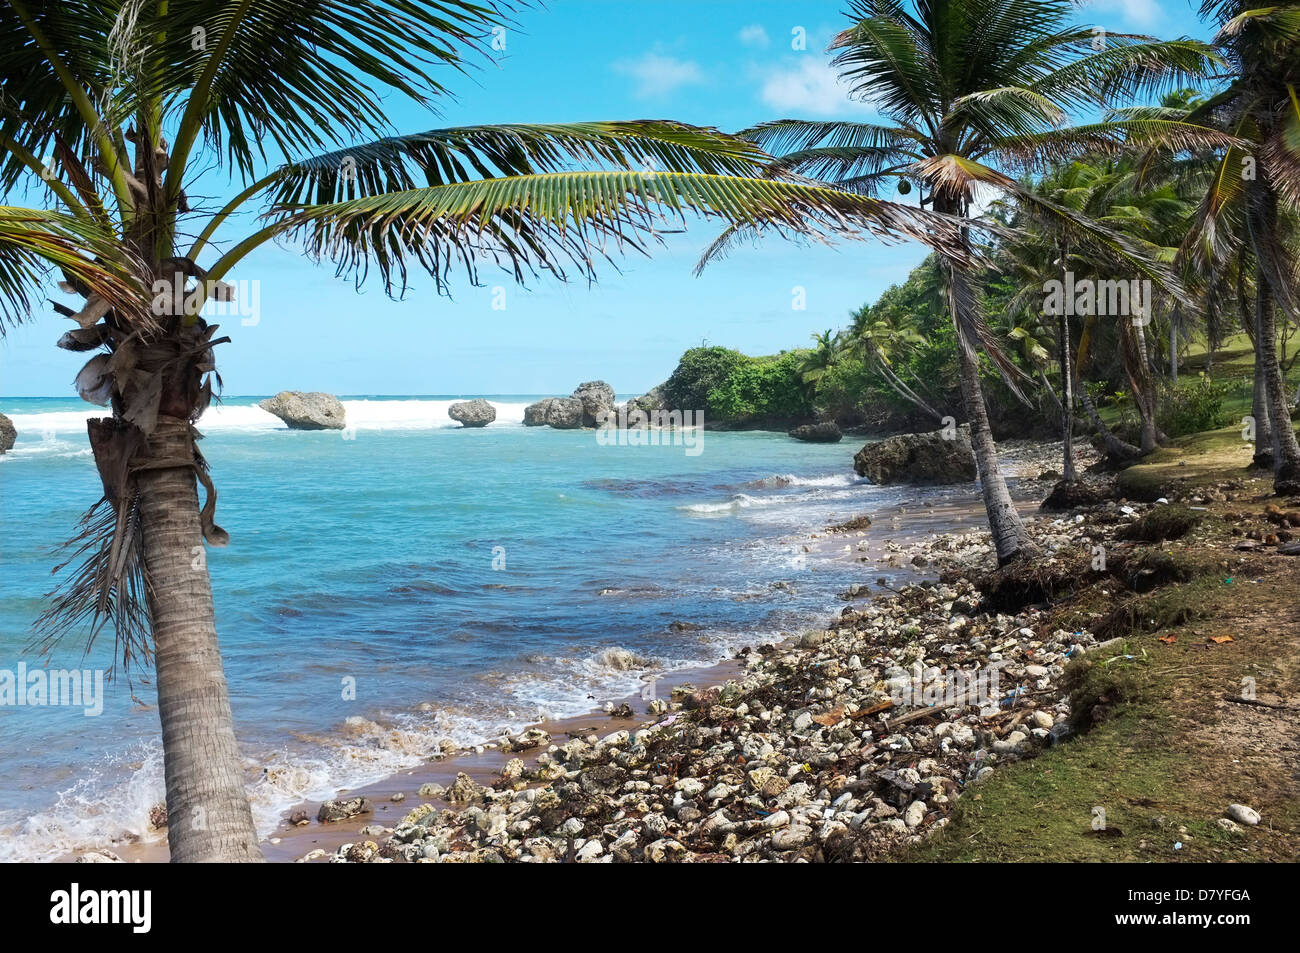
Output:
1274,469,1300,496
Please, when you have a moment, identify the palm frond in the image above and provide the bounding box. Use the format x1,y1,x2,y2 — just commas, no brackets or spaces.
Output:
0,205,145,332
266,170,977,295
268,121,773,206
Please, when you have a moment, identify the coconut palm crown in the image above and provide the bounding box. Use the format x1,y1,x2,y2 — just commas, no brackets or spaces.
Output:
705,0,1229,563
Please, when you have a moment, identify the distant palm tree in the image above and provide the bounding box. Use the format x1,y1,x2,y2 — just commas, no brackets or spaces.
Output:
0,0,970,861
799,328,842,387
1176,1,1300,492
849,306,945,421
709,0,1224,564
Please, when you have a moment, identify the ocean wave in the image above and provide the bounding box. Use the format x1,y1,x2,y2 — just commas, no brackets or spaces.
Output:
679,492,767,514
0,398,531,439
741,472,864,490
0,741,166,864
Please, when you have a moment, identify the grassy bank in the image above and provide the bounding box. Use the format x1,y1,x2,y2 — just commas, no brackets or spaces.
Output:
904,437,1300,862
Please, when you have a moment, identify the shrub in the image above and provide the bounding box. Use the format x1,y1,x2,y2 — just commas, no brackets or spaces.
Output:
1117,505,1203,544
815,355,874,419
1156,375,1230,437
706,351,813,421
1061,656,1146,733
662,346,747,413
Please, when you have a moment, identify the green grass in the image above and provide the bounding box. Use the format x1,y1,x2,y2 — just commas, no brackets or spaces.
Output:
903,705,1214,862
1094,332,1300,434
900,542,1300,863
1117,425,1262,499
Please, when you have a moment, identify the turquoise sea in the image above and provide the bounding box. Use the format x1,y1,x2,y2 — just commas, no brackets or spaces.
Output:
0,395,942,861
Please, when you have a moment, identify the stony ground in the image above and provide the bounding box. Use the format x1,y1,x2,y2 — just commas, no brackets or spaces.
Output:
307,486,1165,864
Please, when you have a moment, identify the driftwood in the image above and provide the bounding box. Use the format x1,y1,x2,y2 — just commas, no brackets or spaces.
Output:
849,700,895,720
1225,695,1297,711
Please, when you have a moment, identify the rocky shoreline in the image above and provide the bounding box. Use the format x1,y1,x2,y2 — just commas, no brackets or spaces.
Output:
288,442,1121,864
309,564,1080,863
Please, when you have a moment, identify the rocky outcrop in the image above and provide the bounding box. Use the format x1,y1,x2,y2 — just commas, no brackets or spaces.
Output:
627,384,667,415
523,396,584,429
317,796,373,823
258,391,346,430
571,380,616,427
789,422,842,443
448,398,496,428
853,425,976,485
526,382,617,429
0,412,15,453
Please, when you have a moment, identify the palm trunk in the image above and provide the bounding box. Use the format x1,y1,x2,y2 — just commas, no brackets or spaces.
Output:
1038,370,1064,427
933,199,1030,564
953,332,1028,563
1133,321,1159,454
138,416,263,862
1248,182,1300,493
1078,387,1141,461
1057,310,1077,482
1241,264,1274,467
1169,307,1179,384
1251,330,1275,469
1254,269,1300,491
875,355,944,422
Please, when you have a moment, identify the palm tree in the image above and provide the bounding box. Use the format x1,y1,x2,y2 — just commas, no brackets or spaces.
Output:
799,328,842,387
1002,150,1207,464
993,161,1099,478
0,0,971,861
1177,1,1300,492
849,304,946,421
716,0,1223,564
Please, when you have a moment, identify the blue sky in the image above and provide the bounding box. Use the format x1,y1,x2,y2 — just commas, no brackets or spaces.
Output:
0,0,1203,397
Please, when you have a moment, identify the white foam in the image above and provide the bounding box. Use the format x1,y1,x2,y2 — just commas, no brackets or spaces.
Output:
778,472,863,488
0,741,166,864
0,398,531,438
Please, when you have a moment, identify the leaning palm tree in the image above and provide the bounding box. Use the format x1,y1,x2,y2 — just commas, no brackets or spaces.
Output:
0,1,974,861
708,0,1226,564
850,305,946,422
1175,1,1300,492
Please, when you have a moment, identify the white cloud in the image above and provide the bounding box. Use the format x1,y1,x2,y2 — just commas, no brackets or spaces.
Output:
758,58,875,117
738,24,770,48
613,52,705,99
1081,0,1162,29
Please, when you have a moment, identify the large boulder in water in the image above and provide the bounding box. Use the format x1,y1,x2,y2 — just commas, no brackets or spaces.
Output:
447,399,496,428
853,425,976,485
789,422,842,443
628,384,667,415
571,380,616,427
523,396,584,429
0,412,15,453
258,391,346,430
